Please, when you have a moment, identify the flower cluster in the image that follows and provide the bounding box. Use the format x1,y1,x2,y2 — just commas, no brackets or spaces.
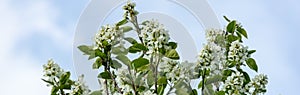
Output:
42,59,64,84
70,75,91,95
141,20,170,54
228,41,249,63
160,60,191,81
43,59,90,95
95,24,123,49
197,29,226,75
123,0,138,19
245,74,268,94
222,72,246,94
206,29,225,45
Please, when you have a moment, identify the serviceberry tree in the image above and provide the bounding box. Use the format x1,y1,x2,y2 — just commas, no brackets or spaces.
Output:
42,1,268,95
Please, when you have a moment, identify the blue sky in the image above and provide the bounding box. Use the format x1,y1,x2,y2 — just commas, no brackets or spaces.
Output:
0,0,299,94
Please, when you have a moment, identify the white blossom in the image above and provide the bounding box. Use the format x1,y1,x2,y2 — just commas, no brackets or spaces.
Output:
197,29,226,75
228,41,249,63
141,19,170,54
245,74,268,94
222,72,246,94
95,24,123,49
42,59,64,84
70,75,91,95
140,90,156,95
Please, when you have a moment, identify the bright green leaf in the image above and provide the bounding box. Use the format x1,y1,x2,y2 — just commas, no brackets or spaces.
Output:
222,69,232,76
124,37,137,44
223,16,231,22
248,50,256,55
157,76,167,85
246,58,258,72
168,42,177,49
116,19,128,26
215,91,225,95
237,27,248,38
190,89,198,95
41,79,54,85
51,87,59,95
242,71,251,84
92,58,102,69
227,20,236,33
59,72,70,85
227,35,238,43
128,43,147,53
165,49,180,60
131,58,149,69
98,71,111,79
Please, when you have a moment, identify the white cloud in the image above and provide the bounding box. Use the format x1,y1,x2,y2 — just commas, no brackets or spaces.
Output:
0,0,73,94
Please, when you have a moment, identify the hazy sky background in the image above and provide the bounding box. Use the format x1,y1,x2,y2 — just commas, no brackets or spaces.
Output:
0,0,299,94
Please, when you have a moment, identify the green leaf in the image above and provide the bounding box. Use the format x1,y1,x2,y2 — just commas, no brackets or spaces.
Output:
116,19,128,26
222,69,232,76
168,42,177,49
51,87,59,95
237,27,248,38
112,60,122,69
157,76,167,85
59,72,70,85
124,37,137,44
111,46,128,55
61,80,72,89
131,58,149,69
227,35,238,43
198,80,205,89
227,20,236,33
246,58,258,72
203,84,214,95
228,62,236,68
128,43,147,53
205,74,222,84
223,16,231,22
158,84,167,95
90,90,102,95
242,71,251,84
89,49,106,60
116,54,131,66
98,71,111,79
158,48,166,55
95,49,107,58
165,49,180,60
215,91,225,95
175,87,189,95
41,79,54,85
78,45,93,55
78,45,106,60
248,50,256,55
147,70,155,87
102,40,109,47
190,89,198,95
121,26,133,33
141,20,150,25
92,58,102,69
